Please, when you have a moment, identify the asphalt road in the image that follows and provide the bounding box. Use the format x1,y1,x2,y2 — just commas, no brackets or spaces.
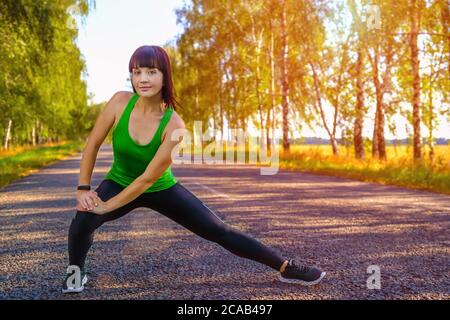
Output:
0,144,449,300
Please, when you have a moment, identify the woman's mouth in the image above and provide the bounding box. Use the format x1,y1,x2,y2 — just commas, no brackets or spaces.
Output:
140,87,152,91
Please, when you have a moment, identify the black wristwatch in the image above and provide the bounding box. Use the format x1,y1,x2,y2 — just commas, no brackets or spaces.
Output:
77,184,91,191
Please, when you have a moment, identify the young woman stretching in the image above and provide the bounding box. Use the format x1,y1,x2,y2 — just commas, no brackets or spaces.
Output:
62,45,326,293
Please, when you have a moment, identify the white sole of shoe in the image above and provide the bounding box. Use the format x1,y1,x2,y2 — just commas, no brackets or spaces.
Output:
62,274,88,294
278,271,326,286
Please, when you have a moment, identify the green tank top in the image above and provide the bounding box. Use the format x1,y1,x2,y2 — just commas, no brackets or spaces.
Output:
104,93,177,192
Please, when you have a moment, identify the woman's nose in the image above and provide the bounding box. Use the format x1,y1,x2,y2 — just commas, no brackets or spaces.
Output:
140,73,151,81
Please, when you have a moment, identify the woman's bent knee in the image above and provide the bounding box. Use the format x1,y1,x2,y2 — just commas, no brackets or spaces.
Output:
71,211,103,234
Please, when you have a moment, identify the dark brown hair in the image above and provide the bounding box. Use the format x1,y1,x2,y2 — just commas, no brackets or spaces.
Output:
128,45,181,111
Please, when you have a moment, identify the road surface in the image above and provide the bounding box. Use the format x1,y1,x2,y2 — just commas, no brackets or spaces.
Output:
0,144,448,300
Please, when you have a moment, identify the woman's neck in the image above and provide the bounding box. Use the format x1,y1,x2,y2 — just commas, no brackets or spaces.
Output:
135,94,164,115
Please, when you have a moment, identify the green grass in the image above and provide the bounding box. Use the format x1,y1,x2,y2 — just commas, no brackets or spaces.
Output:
279,145,450,195
0,140,85,190
189,143,450,195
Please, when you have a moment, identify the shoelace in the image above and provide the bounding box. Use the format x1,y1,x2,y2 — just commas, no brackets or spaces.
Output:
288,260,310,274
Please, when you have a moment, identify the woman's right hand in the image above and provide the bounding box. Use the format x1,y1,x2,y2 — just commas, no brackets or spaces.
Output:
76,190,101,211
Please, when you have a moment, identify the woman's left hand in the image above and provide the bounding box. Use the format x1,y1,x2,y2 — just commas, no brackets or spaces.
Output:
90,199,111,215
76,199,111,215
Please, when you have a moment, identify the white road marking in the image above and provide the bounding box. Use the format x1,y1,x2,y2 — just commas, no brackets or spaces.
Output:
193,182,236,201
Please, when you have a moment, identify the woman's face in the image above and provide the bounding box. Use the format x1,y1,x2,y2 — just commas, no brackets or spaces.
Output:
131,66,164,98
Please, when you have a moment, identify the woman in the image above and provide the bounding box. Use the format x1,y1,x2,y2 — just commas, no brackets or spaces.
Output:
63,45,326,294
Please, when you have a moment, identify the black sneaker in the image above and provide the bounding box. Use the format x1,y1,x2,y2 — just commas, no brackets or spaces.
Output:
278,259,326,286
61,265,88,293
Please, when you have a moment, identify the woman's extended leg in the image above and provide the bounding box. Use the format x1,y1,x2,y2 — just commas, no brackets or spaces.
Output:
140,182,288,271
68,179,139,269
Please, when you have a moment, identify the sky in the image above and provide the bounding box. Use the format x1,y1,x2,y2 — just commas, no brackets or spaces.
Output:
75,0,448,139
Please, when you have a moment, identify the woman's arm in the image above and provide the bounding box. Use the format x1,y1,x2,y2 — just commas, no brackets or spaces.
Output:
99,116,186,213
79,91,128,184
76,91,131,210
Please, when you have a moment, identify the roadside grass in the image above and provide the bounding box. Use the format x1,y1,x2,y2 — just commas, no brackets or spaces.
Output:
191,143,450,195
0,140,84,190
279,144,450,195
1,140,448,195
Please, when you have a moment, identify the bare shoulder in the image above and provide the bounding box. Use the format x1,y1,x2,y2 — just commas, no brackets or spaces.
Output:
111,91,133,109
110,91,134,127
169,110,186,129
113,90,134,99
161,110,185,143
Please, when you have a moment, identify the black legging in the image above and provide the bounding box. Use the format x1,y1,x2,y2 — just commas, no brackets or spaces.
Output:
68,179,287,271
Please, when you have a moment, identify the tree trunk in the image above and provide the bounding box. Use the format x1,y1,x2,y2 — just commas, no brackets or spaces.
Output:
230,42,239,133
371,44,386,160
348,0,366,159
272,104,277,146
372,110,379,158
266,20,276,149
4,119,12,150
280,0,290,151
411,0,422,160
354,44,365,159
428,86,434,162
310,61,339,155
376,95,387,160
440,0,450,79
255,30,265,143
218,59,224,142
32,125,36,146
